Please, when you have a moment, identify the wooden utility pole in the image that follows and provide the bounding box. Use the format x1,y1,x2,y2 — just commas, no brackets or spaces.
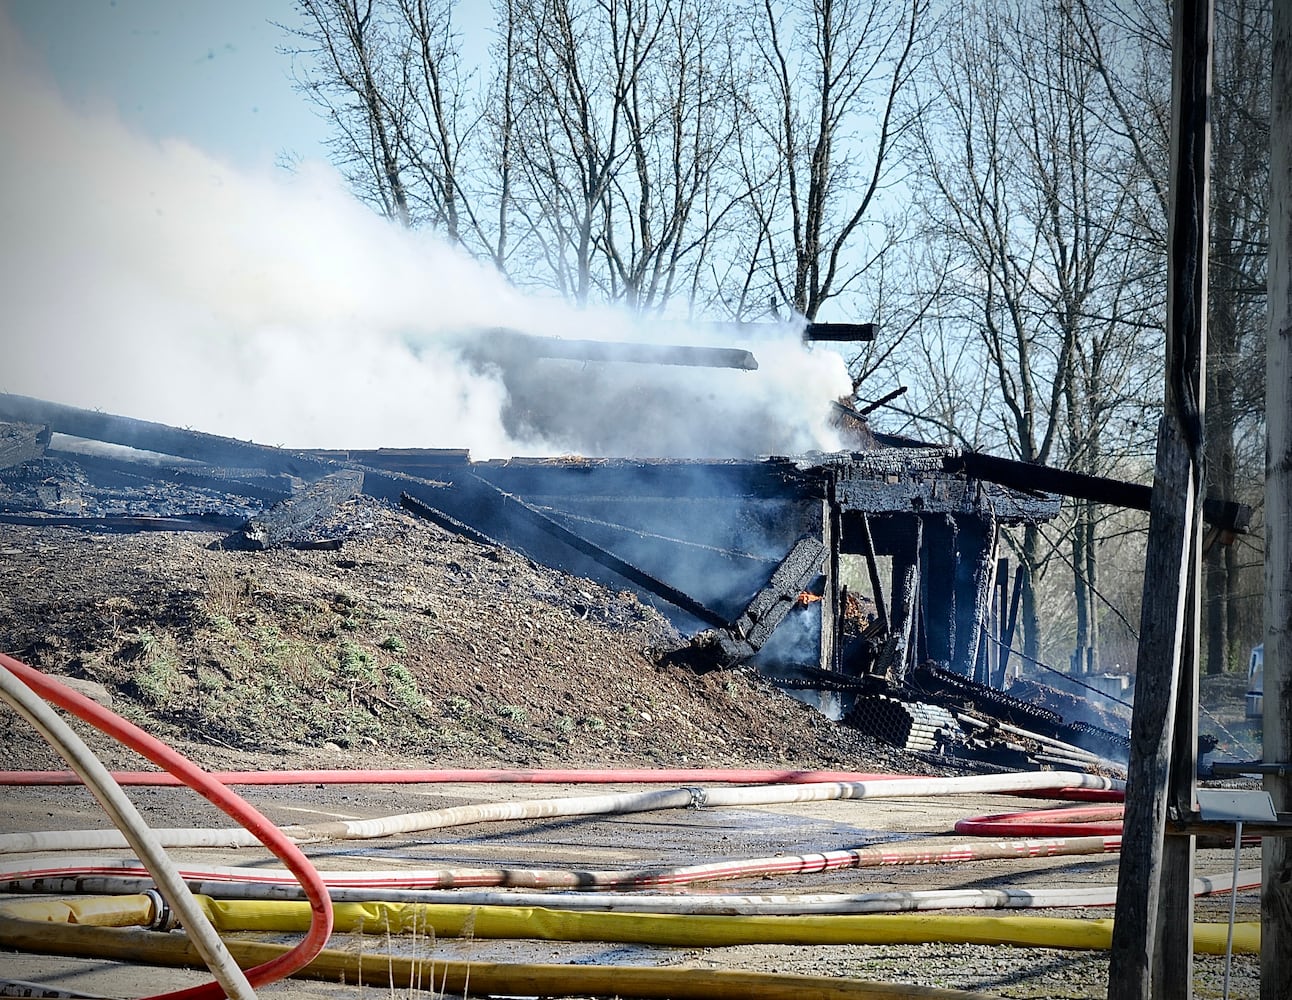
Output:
1107,0,1212,997
1264,3,1292,996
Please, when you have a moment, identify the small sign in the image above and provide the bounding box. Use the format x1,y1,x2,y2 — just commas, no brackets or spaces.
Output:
1196,788,1277,824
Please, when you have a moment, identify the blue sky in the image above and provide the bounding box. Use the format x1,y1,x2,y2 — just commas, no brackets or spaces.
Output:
4,0,333,167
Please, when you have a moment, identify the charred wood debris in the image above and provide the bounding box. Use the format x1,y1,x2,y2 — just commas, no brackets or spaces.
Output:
0,382,1248,779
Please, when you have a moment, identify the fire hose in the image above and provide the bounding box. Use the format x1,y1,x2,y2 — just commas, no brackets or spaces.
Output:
0,833,1122,892
0,652,334,1000
0,769,1123,855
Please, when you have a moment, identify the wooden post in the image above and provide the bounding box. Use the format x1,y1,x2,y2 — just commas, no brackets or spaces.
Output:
1107,0,1211,997
820,496,841,673
887,520,923,682
1264,3,1292,995
1157,560,1201,994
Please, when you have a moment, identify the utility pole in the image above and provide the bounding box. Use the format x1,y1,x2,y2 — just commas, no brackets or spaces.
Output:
1264,4,1292,997
1107,0,1212,997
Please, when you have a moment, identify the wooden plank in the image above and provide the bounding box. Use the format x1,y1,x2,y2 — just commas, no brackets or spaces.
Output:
1158,558,1201,994
0,513,243,532
1107,1,1212,997
223,469,364,550
0,393,334,479
0,422,49,470
1265,1,1292,994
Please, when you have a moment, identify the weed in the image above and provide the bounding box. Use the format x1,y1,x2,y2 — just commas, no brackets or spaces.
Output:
205,612,238,637
203,566,252,620
385,662,424,710
577,715,605,732
495,703,528,724
135,656,181,705
122,629,158,661
337,640,378,684
379,634,407,654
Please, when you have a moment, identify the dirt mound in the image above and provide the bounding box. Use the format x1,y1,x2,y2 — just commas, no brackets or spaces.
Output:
0,497,916,774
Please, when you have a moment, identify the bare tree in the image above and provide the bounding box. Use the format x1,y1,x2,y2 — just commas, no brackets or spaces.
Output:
492,0,744,310
294,0,416,226
293,0,503,258
1072,0,1272,675
732,0,929,321
904,0,1162,672
1204,0,1269,673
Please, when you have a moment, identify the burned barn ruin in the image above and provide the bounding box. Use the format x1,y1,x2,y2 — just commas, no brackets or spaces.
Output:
7,318,1237,774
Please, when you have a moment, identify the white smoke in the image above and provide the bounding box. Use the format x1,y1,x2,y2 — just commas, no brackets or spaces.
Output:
0,19,851,459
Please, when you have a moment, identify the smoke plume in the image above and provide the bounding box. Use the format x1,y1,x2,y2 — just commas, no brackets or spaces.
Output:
0,21,851,459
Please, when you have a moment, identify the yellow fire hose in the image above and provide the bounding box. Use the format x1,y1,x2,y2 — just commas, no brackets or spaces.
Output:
1,893,1259,955
0,911,998,1000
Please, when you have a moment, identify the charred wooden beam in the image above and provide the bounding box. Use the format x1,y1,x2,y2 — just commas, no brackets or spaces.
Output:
858,513,889,634
820,501,841,673
308,448,470,476
399,492,499,547
921,517,958,668
471,329,759,370
0,512,243,532
0,422,50,470
693,534,827,668
0,393,334,480
802,322,877,342
878,520,922,683
471,456,820,502
40,450,295,505
857,386,908,416
951,450,1250,534
829,453,1061,524
222,469,364,550
954,514,997,681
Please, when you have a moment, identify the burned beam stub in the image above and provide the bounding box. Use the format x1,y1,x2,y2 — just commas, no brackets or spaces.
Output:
461,329,760,371
0,422,50,471
223,469,365,551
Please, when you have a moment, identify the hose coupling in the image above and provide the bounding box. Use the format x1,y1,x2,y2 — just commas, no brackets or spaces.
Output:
143,888,177,932
685,786,707,809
